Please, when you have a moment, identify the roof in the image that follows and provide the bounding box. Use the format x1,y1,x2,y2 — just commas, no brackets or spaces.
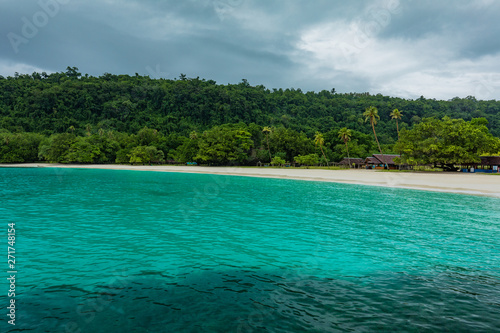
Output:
480,156,500,165
338,158,364,165
372,154,400,165
365,157,379,164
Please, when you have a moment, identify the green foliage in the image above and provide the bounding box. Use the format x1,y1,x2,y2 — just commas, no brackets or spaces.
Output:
271,156,286,166
67,137,102,163
254,149,271,163
1,69,500,166
194,125,253,165
267,127,314,162
0,132,44,163
294,154,319,166
38,133,77,163
3,69,499,141
129,146,165,164
325,129,376,162
394,117,500,168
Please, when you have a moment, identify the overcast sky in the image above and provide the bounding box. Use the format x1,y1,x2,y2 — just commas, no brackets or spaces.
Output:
1,0,500,100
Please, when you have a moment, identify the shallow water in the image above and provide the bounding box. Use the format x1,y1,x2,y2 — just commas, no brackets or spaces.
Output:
1,167,499,332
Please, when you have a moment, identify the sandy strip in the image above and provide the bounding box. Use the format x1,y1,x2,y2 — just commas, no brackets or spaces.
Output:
2,163,500,198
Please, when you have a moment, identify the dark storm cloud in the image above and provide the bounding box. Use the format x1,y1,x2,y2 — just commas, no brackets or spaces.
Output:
380,0,500,58
1,0,499,99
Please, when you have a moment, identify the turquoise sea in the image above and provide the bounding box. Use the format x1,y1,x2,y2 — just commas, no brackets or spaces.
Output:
1,167,499,332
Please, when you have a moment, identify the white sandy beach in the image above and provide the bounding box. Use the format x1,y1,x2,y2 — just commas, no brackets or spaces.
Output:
2,163,500,198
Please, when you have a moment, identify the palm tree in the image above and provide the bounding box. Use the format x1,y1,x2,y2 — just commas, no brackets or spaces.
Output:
262,126,272,162
85,124,92,137
390,108,403,140
314,132,328,165
338,127,352,168
363,106,383,157
390,108,403,170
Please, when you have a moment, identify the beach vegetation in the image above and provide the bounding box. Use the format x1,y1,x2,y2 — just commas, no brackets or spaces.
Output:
1,70,500,167
363,106,384,157
314,132,328,164
271,156,286,166
390,109,403,140
338,128,352,168
394,117,500,170
294,154,319,166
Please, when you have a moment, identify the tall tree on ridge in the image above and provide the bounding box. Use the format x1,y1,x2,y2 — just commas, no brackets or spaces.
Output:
338,127,352,168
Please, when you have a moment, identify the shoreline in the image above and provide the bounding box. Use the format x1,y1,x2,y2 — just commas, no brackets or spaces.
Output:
2,163,500,198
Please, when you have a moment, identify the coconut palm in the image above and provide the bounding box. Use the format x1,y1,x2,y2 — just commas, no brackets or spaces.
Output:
314,132,328,165
363,106,383,157
390,108,403,140
262,126,272,162
85,124,92,137
189,131,198,140
338,127,352,168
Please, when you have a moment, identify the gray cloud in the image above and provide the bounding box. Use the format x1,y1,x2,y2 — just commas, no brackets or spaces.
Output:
1,0,499,100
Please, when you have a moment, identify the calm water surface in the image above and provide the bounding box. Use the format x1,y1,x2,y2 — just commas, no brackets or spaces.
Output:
0,167,499,332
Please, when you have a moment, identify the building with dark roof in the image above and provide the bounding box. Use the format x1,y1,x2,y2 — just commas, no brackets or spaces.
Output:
365,154,400,169
462,156,500,173
338,158,365,168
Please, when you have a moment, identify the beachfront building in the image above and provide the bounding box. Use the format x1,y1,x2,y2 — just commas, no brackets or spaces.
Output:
365,154,400,170
462,156,500,173
338,158,365,168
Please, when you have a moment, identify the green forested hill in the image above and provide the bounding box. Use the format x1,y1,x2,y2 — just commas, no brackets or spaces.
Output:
2,68,500,139
1,68,499,165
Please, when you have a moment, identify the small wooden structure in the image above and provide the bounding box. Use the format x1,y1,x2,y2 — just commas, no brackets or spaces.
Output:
338,158,365,168
462,156,500,173
365,154,400,170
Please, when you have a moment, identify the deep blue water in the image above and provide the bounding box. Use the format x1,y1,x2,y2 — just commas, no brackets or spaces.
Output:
0,167,499,332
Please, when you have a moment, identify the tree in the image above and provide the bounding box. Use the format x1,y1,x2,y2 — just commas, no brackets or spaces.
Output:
338,127,352,168
314,132,328,165
0,132,45,163
294,154,319,166
363,106,383,156
129,146,165,164
262,126,272,162
267,127,314,162
390,108,403,140
67,137,101,163
195,125,253,165
271,156,286,166
394,117,500,170
38,133,77,163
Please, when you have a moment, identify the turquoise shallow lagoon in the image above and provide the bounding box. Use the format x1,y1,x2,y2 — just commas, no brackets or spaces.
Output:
1,167,500,332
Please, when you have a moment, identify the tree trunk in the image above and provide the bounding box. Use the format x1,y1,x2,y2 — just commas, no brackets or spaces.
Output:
266,134,272,162
396,119,401,170
320,145,328,167
372,120,383,156
372,120,385,168
345,141,351,168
